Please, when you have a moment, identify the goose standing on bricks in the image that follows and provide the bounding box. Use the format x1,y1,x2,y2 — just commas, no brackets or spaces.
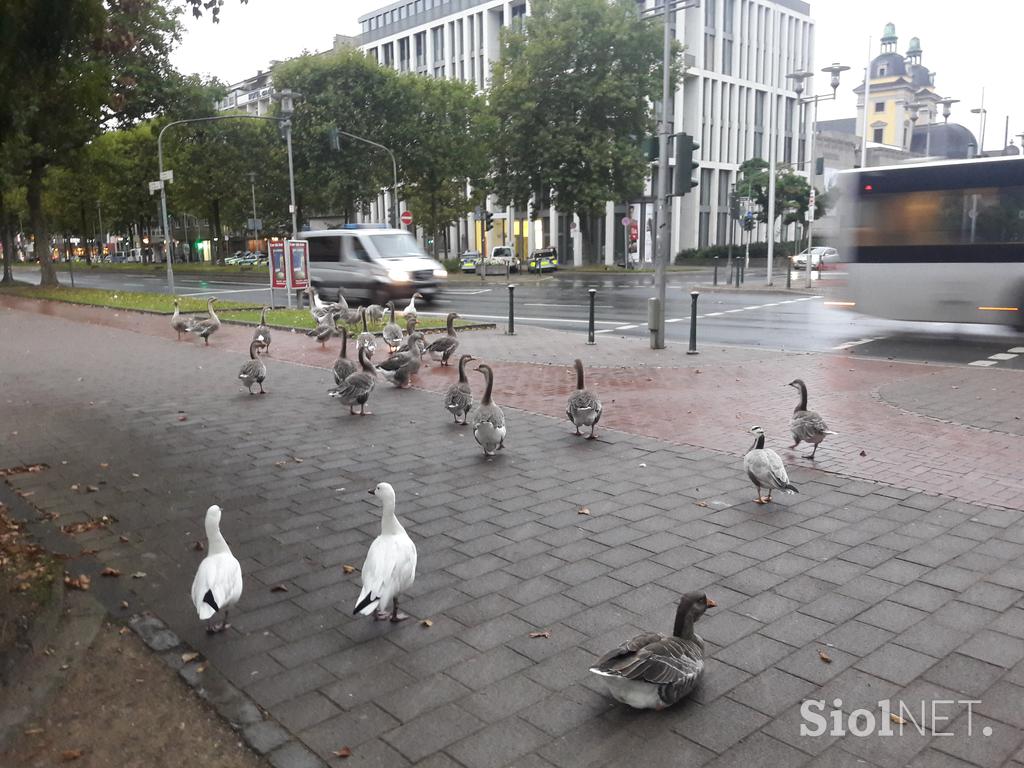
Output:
353,482,417,622
190,505,243,634
238,340,268,394
252,305,272,353
185,297,220,345
444,354,475,424
469,364,506,456
590,592,715,710
381,302,403,353
171,299,188,340
357,307,377,359
566,358,603,439
376,334,425,388
329,346,377,415
402,291,424,324
788,378,836,460
332,327,357,385
744,426,799,504
425,312,460,366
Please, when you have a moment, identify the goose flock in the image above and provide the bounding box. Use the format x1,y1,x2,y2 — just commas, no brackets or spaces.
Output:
176,286,840,712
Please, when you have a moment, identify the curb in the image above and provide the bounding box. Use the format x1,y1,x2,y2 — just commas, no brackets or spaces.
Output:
129,613,326,768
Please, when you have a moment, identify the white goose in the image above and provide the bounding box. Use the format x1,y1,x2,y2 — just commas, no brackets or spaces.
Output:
402,292,425,324
744,425,799,504
171,299,188,341
190,505,243,634
353,482,417,622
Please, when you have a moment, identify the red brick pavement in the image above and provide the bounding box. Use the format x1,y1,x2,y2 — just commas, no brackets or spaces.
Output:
4,295,1022,510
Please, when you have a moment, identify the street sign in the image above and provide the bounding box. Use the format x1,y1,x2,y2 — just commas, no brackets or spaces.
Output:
400,210,414,226
160,170,174,182
620,216,632,227
148,180,163,193
286,239,310,290
247,218,263,231
269,241,287,288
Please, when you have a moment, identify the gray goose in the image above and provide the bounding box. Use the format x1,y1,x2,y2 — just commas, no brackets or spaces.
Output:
357,307,377,358
185,297,220,345
381,302,403,353
332,327,357,385
744,425,799,504
252,305,272,353
444,354,475,424
171,299,188,340
425,312,460,366
328,345,376,415
469,364,506,456
566,358,603,439
307,310,338,347
590,592,716,710
365,303,385,325
376,334,424,388
238,340,267,394
395,316,421,356
788,378,836,460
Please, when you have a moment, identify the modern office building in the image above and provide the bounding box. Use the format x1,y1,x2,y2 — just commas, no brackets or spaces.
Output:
358,0,814,263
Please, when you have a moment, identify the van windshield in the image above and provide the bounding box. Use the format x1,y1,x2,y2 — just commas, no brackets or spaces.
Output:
369,233,427,260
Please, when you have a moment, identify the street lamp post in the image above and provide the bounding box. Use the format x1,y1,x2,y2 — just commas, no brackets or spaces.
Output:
333,129,399,229
96,202,104,262
786,63,848,288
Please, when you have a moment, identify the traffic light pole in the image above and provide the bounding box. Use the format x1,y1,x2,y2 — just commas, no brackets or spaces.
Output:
652,0,673,350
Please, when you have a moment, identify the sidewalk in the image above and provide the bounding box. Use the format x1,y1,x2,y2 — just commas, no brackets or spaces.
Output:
2,297,1024,768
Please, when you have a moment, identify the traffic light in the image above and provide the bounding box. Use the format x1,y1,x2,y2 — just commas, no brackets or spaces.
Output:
643,136,659,162
814,156,825,176
672,133,699,197
483,211,494,231
328,127,340,151
743,211,755,232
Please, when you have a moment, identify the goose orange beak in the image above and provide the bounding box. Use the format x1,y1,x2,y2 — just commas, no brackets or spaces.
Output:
706,597,717,608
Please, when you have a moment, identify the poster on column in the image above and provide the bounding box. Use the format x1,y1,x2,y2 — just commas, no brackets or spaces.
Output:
269,241,287,288
286,239,309,290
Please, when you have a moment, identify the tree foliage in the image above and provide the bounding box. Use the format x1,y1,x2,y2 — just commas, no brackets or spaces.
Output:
737,158,826,227
489,0,675,260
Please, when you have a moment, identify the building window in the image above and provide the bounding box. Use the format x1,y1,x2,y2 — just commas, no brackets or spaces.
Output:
874,101,885,112
873,127,884,143
722,38,733,76
383,43,394,68
753,91,765,158
399,38,410,71
415,32,426,68
704,33,715,70
432,26,444,62
877,65,886,77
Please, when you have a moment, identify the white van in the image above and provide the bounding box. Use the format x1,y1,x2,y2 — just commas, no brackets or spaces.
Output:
305,225,447,305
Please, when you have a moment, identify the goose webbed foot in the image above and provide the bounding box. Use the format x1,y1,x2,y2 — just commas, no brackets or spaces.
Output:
803,444,819,460
574,426,581,436
373,610,390,621
258,383,266,394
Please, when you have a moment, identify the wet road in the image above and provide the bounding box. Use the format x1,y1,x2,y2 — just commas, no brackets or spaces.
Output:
14,266,1024,369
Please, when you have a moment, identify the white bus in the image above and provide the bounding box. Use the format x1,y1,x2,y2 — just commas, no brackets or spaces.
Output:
837,156,1024,329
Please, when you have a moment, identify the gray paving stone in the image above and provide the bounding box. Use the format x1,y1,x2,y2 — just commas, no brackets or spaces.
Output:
857,601,928,633
726,668,817,717
268,741,327,768
957,628,1024,668
932,712,1024,768
702,731,811,768
447,646,534,691
447,717,550,768
669,697,769,754
923,653,1004,698
271,691,342,732
242,720,291,755
714,633,794,674
383,702,484,763
761,612,833,647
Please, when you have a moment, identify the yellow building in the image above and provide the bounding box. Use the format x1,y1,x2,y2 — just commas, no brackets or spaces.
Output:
855,24,943,150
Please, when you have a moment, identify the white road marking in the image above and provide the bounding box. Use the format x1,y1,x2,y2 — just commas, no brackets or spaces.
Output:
969,360,999,367
594,329,614,334
832,337,883,350
180,288,271,297
705,311,724,316
416,311,621,326
665,318,684,323
1009,347,1024,354
988,353,1019,361
742,306,760,310
724,309,744,313
524,303,613,309
445,288,492,295
615,324,638,330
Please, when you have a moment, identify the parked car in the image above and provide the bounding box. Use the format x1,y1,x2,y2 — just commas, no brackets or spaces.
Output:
459,250,482,273
527,247,558,273
487,246,520,273
791,246,838,270
306,224,447,305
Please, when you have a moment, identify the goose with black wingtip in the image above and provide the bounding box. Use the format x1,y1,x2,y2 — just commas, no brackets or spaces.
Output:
185,297,220,344
171,299,188,340
353,482,417,622
425,312,460,366
381,301,403,353
744,425,799,504
252,305,272,353
190,504,243,634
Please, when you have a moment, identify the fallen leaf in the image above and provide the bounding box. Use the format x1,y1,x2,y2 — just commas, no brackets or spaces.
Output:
273,460,287,468
86,485,99,493
342,565,357,574
70,484,80,491
196,662,207,673
118,626,129,635
638,463,647,468
131,472,140,478
818,650,832,664
64,574,91,591
181,651,200,663
23,727,44,736
293,457,304,463
120,600,129,609
890,713,905,725
119,535,130,543
177,415,187,422
333,746,352,759
859,450,867,457
193,540,205,552
577,507,591,516
60,749,83,762
271,585,289,593
100,567,121,577
79,548,99,556
695,501,708,508
421,618,433,627
99,463,109,469
529,630,551,639
130,571,146,579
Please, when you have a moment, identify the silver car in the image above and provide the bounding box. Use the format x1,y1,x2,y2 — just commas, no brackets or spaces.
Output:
306,226,448,304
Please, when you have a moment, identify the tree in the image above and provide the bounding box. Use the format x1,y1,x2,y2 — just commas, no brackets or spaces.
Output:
737,158,825,234
489,0,676,262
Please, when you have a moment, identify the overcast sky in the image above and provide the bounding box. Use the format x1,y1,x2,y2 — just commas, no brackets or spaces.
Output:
172,0,1022,152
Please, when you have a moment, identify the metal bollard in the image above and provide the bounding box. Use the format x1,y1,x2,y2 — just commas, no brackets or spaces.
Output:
506,284,516,336
586,288,597,344
687,291,699,355
739,261,745,285
786,258,792,289
713,256,719,286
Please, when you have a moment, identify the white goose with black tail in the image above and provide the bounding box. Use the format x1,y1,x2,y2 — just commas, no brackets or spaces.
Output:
190,505,243,634
788,378,836,460
353,482,417,622
744,425,799,504
469,364,506,456
590,591,715,710
566,358,603,439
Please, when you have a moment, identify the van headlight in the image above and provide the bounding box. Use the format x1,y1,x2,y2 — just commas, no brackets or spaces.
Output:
386,269,410,283
433,268,448,278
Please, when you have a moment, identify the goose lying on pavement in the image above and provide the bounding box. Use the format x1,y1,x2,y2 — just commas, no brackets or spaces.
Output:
191,504,243,634
566,358,603,439
788,378,836,460
590,591,715,710
744,425,798,504
353,482,417,622
444,354,475,424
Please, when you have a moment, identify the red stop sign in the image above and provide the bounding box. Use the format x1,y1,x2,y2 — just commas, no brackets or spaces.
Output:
400,210,413,226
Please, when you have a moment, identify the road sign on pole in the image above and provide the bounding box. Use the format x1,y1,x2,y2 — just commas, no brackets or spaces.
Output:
400,210,414,226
